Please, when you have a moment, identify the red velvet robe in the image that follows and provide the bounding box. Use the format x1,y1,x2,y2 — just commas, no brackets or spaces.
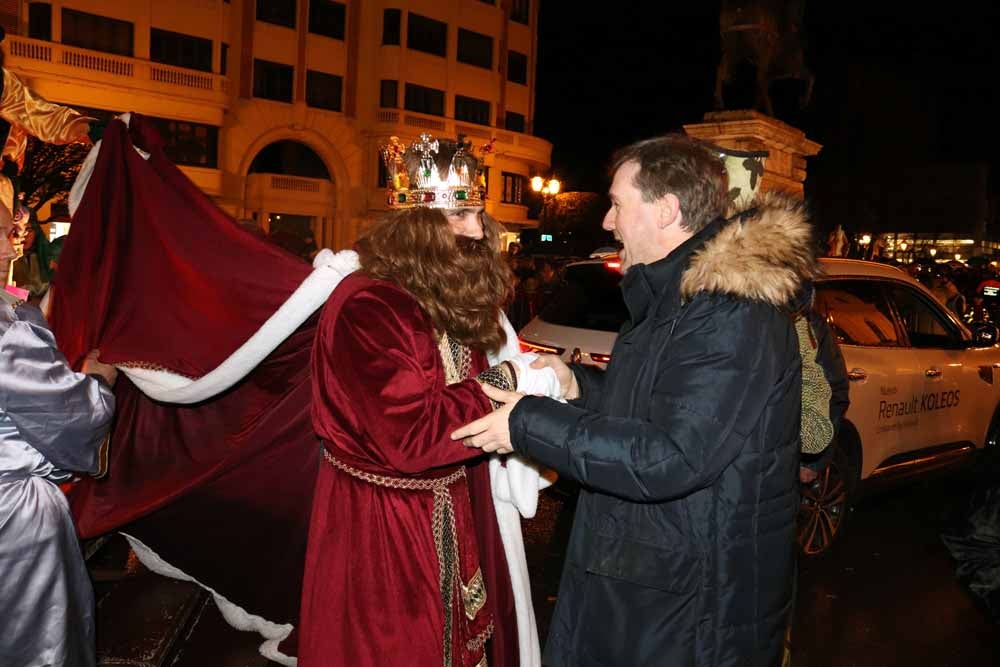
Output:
301,273,516,666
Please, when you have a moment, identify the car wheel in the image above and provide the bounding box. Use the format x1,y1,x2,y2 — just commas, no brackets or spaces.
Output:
797,429,860,557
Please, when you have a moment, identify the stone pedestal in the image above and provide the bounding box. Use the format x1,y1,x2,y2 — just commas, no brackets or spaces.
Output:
684,110,821,199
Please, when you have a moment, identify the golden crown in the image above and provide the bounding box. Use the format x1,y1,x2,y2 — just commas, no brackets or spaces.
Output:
380,133,493,209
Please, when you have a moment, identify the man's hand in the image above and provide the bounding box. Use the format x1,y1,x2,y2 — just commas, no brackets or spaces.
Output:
452,384,523,454
82,349,118,387
530,354,579,400
71,117,97,145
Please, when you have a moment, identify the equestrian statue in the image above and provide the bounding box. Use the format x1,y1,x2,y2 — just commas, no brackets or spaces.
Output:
715,0,814,116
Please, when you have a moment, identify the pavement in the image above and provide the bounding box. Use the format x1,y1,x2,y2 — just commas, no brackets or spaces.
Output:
89,469,999,666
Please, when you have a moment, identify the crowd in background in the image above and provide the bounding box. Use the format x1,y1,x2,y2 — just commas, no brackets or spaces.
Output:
504,241,564,331
826,224,1000,326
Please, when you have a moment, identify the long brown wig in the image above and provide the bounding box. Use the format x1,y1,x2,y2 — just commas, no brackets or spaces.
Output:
355,207,513,353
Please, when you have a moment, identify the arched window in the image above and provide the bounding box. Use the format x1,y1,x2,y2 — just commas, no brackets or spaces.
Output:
248,141,330,179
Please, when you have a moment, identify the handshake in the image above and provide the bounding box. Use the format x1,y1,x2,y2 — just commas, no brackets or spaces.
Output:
452,353,579,455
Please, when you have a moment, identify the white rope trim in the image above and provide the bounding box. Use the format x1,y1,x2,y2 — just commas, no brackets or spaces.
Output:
121,531,297,666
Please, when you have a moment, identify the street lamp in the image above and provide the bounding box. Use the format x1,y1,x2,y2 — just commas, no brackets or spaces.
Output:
858,233,871,259
531,176,560,196
929,248,937,258
899,241,908,251
531,176,561,229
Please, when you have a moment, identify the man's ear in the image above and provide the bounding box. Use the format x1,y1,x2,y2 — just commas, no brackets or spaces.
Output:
657,193,681,229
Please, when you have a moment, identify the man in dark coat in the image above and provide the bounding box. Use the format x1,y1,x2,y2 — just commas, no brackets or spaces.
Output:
454,134,820,666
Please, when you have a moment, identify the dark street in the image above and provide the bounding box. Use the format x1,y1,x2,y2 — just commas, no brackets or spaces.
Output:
791,469,999,666
90,467,999,665
520,468,1000,666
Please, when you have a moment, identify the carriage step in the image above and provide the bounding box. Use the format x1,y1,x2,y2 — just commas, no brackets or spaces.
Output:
95,560,206,667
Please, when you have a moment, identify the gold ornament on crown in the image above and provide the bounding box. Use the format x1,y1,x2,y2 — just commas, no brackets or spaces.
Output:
379,132,492,210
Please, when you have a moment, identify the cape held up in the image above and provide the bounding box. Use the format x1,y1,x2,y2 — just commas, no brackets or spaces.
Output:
53,114,550,666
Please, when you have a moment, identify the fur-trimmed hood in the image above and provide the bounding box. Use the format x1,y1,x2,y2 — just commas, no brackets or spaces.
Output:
680,192,822,309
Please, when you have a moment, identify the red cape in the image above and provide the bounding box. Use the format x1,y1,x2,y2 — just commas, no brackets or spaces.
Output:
54,115,316,626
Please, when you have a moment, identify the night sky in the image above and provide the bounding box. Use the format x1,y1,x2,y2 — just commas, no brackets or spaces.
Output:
533,0,1000,237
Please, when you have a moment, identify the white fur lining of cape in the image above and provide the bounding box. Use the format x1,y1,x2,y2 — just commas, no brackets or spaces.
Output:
70,117,556,666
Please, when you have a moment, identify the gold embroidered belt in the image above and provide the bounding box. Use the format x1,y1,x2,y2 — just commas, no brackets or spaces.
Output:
323,449,490,667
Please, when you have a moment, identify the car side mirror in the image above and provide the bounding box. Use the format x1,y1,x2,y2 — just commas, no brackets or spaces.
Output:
971,322,999,347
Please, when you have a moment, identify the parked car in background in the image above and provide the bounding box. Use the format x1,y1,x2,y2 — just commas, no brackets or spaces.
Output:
519,257,1000,556
518,256,623,367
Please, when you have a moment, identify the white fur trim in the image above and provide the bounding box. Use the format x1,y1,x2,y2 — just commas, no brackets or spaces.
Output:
121,532,297,666
121,249,360,403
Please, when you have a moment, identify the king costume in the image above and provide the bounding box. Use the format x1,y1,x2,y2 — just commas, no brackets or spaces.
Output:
52,118,554,665
302,274,517,666
0,296,114,667
299,135,526,666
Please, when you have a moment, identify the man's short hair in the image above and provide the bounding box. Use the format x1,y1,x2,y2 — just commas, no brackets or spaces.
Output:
610,134,728,233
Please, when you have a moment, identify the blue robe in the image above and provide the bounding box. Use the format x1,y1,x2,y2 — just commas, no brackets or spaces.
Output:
0,303,114,667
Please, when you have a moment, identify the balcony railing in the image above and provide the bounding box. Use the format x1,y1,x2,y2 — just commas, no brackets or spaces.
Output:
271,175,322,193
377,109,551,160
403,113,446,131
6,35,230,103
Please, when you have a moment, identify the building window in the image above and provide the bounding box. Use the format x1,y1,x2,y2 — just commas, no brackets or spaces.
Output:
404,83,445,117
309,1,345,40
28,3,52,41
407,13,447,57
256,0,296,29
306,70,343,111
147,117,219,168
221,43,229,75
253,59,294,102
61,9,133,57
380,79,398,108
455,95,490,126
150,28,212,73
249,140,330,178
507,50,527,84
502,172,526,204
457,28,492,69
382,8,401,45
510,0,530,25
505,111,526,133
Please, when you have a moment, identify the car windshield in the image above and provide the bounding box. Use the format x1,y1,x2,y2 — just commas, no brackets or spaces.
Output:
538,263,629,332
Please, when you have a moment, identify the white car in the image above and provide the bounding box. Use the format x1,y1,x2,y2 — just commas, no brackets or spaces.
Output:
518,257,1000,556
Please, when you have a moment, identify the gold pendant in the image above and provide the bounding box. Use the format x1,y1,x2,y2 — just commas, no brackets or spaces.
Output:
461,568,487,621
